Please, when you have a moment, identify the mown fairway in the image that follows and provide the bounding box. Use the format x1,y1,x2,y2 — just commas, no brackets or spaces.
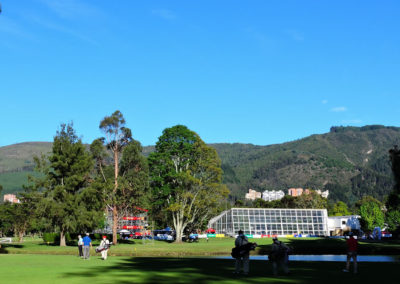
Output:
0,254,399,284
2,237,400,256
1,237,399,283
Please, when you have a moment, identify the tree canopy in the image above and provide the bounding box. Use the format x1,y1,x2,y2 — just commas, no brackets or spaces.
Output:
149,125,229,242
30,123,102,246
97,111,149,244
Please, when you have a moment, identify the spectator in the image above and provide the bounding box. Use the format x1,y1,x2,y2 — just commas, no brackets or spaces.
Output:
100,235,110,260
77,235,83,258
270,237,290,276
234,230,249,275
343,233,358,274
82,233,92,260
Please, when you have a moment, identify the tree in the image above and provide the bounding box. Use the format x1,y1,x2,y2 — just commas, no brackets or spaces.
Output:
0,202,13,237
32,123,100,246
118,140,150,213
98,110,141,244
386,146,400,235
330,201,351,216
293,191,327,209
5,202,31,242
386,210,400,233
356,196,384,232
149,125,229,242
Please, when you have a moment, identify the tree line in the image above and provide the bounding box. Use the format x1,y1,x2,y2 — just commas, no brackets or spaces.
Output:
0,111,229,245
1,114,400,241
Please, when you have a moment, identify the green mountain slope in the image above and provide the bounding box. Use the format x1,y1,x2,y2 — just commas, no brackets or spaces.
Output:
1,126,399,205
213,125,400,204
0,142,51,195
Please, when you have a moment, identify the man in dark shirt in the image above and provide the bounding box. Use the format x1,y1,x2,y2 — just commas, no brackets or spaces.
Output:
343,233,358,274
234,230,249,275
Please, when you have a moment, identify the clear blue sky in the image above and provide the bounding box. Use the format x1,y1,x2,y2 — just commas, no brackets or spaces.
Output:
1,0,399,147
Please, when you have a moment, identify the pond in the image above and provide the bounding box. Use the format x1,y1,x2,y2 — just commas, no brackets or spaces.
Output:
214,255,399,262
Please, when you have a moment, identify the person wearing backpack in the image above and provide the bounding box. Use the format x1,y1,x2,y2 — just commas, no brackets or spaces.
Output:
270,237,290,276
99,235,110,260
233,230,250,275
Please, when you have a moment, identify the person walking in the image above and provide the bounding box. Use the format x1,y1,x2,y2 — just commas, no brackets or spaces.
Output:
270,237,290,276
343,233,358,274
100,235,110,260
77,235,83,258
234,230,249,275
82,233,92,260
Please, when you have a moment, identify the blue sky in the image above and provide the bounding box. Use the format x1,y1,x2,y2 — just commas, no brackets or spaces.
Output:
1,0,399,147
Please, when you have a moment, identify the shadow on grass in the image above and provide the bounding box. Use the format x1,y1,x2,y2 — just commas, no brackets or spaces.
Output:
255,238,347,256
256,238,400,256
0,243,24,254
62,257,398,284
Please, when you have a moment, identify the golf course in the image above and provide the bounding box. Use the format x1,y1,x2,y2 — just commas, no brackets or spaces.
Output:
1,237,399,283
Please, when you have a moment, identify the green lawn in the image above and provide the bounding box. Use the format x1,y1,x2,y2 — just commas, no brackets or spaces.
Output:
0,254,398,284
1,238,399,283
2,236,400,256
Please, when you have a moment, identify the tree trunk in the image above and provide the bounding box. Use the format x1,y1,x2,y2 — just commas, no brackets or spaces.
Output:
18,230,24,243
60,230,66,247
113,150,119,245
173,214,185,243
112,206,118,245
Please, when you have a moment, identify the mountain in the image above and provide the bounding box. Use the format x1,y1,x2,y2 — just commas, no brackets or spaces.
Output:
214,125,400,205
1,125,399,205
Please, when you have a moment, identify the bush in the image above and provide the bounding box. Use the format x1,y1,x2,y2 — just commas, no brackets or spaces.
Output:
42,233,57,243
42,232,72,244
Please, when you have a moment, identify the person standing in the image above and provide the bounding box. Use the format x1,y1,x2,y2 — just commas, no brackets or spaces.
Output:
234,230,249,275
100,235,110,260
82,233,92,260
343,233,358,274
270,237,290,276
77,235,83,258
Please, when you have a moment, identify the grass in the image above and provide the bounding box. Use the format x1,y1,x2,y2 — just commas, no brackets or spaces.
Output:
2,236,400,257
1,237,399,283
0,254,398,284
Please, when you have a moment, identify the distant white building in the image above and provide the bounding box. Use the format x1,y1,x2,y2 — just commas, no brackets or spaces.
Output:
262,190,285,201
327,215,360,236
316,189,329,198
3,194,20,204
245,189,261,200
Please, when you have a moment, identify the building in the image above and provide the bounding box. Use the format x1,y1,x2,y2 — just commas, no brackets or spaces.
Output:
287,188,310,196
3,194,20,204
262,190,285,201
208,208,329,236
245,189,261,200
102,207,149,236
327,215,360,236
288,188,329,198
316,190,329,198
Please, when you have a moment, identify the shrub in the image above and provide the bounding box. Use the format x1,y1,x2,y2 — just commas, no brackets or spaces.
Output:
42,232,72,244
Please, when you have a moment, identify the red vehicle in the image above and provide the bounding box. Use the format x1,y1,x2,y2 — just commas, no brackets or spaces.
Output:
206,228,216,234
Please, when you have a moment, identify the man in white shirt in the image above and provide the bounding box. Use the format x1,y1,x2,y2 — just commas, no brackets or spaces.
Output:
100,236,110,260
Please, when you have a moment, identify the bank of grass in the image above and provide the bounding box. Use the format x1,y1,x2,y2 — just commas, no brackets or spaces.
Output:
0,254,398,284
2,236,400,256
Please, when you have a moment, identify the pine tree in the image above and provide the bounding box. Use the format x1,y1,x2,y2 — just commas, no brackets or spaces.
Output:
33,123,101,246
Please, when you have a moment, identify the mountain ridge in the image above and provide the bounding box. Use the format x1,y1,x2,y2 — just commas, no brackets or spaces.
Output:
1,125,399,205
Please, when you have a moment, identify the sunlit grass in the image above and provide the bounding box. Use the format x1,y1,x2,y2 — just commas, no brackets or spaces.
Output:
0,254,398,284
2,236,400,257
